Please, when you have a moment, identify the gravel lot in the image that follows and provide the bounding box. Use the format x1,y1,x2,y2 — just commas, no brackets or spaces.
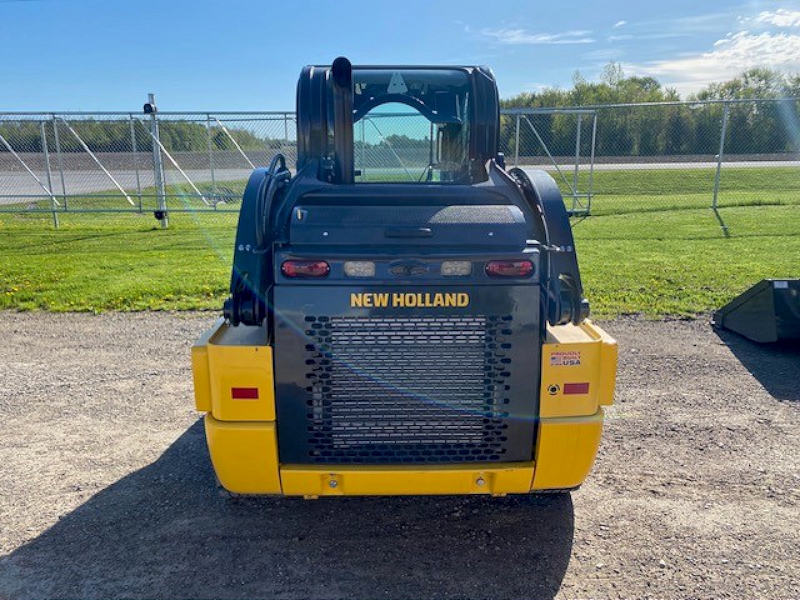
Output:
0,312,798,599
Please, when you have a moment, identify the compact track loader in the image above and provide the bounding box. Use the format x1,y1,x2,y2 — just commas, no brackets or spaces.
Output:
192,58,618,497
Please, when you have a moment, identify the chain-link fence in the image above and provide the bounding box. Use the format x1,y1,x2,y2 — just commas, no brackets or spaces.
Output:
0,98,798,229
0,111,295,230
503,99,800,218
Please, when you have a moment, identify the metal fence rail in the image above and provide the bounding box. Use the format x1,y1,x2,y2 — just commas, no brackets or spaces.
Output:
0,106,296,228
0,97,797,228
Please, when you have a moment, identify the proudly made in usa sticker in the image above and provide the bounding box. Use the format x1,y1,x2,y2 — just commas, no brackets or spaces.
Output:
550,351,581,367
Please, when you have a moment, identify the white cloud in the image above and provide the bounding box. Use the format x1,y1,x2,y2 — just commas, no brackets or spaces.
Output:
751,9,800,28
524,82,552,92
480,28,594,45
613,20,627,28
624,30,800,95
584,47,624,61
665,11,739,33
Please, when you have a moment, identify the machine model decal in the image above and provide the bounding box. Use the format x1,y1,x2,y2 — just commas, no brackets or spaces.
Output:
550,350,582,366
350,292,470,308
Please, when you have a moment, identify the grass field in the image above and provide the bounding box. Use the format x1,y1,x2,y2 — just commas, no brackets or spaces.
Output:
0,167,797,317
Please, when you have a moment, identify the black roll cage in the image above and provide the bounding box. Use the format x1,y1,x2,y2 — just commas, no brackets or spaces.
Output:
297,62,500,185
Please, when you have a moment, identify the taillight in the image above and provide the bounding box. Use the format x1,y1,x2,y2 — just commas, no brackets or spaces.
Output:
441,260,472,277
281,260,330,278
485,260,534,278
343,261,376,277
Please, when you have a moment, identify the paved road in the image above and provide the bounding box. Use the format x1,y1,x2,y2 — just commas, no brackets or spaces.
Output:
0,169,251,206
1,160,798,206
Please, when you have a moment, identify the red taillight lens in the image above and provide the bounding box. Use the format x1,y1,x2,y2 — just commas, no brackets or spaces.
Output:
281,260,330,278
485,260,534,278
231,387,259,400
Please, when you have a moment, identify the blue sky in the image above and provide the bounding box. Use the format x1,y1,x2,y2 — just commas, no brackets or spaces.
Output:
1,0,799,111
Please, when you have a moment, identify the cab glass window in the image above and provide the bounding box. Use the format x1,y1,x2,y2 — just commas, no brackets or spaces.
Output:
352,69,471,183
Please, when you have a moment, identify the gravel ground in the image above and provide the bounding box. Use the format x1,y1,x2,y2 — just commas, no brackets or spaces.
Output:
0,312,797,600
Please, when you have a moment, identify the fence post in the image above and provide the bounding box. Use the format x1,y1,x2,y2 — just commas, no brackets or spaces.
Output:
587,112,597,215
514,113,520,167
712,103,730,211
360,119,366,177
40,121,58,228
148,93,168,228
572,114,583,212
129,115,143,212
206,114,217,206
51,115,67,209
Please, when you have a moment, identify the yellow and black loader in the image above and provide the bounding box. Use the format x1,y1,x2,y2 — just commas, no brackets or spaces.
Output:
192,58,618,497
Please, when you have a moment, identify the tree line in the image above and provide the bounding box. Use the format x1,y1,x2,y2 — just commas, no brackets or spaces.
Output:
0,119,282,153
500,65,800,157
2,66,798,157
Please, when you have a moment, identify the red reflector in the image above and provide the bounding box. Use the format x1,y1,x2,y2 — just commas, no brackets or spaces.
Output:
231,387,259,400
564,382,590,395
485,260,534,278
281,260,330,278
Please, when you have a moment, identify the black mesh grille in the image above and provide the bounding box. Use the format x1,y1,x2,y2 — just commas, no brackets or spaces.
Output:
301,315,515,463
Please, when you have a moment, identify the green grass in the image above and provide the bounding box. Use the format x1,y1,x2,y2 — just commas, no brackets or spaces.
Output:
0,167,798,317
562,166,800,215
575,205,800,317
0,212,236,311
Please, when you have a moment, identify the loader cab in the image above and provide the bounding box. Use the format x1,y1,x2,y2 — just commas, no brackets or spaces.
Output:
296,60,501,185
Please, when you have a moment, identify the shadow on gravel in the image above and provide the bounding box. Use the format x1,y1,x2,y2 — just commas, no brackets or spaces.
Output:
715,329,800,402
0,420,574,600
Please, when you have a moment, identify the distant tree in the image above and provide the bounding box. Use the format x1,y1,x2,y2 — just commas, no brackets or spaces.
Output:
498,63,798,157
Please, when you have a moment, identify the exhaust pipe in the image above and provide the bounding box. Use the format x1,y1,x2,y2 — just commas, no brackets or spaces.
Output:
331,56,355,184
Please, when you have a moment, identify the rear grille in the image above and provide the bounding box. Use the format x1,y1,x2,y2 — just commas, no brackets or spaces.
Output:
301,315,515,463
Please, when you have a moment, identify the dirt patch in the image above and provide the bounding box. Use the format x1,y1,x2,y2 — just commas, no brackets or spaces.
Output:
0,312,797,599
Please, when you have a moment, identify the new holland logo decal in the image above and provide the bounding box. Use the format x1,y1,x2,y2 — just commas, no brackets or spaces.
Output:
350,292,470,308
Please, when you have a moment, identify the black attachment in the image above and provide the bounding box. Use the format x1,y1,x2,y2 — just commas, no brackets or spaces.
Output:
713,279,800,343
509,168,589,326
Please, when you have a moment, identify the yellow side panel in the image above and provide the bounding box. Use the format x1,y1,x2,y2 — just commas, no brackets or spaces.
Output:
598,327,618,406
191,348,211,413
531,410,604,490
208,343,275,421
539,320,618,418
191,320,222,412
192,319,276,420
280,464,535,497
204,415,281,495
